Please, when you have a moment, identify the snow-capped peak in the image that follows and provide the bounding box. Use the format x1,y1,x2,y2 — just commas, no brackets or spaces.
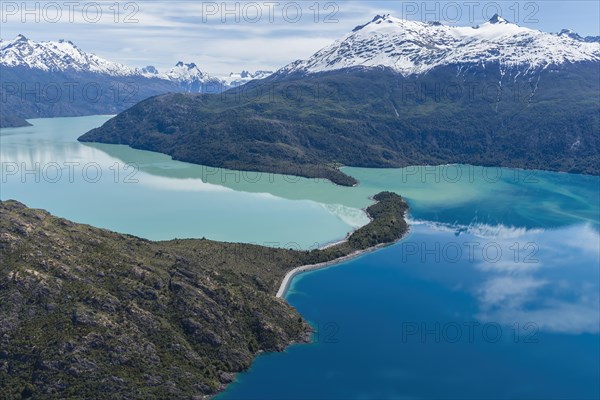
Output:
166,61,208,83
0,34,142,76
141,65,159,75
557,28,600,43
488,14,510,24
220,70,274,86
352,14,389,32
0,36,212,81
0,35,275,93
278,15,600,77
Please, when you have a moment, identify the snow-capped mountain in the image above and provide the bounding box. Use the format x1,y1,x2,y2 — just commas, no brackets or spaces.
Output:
0,35,270,91
0,34,275,126
278,14,600,77
163,61,228,92
0,35,211,85
557,29,600,43
0,34,142,76
165,61,208,83
221,70,274,87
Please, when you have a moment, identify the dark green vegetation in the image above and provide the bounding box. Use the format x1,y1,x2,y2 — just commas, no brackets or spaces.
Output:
0,66,182,128
80,63,600,184
0,192,408,399
306,192,410,261
0,201,309,399
0,113,31,128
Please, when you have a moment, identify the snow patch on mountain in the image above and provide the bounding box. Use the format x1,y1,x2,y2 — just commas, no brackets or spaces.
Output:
278,14,600,77
0,34,142,76
166,61,207,83
0,35,272,91
221,70,274,87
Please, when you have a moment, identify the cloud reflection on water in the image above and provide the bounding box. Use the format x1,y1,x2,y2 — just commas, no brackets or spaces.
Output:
418,221,600,335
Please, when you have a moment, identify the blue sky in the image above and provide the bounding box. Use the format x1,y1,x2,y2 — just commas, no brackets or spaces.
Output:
1,1,599,75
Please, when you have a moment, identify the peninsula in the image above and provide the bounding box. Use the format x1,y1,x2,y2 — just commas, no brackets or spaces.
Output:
0,192,408,398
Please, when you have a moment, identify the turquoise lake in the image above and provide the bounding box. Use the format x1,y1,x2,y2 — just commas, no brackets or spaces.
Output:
1,116,599,399
0,116,366,249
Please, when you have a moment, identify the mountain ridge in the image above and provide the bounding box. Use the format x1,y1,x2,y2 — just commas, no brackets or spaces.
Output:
0,35,273,127
276,14,600,77
0,35,272,87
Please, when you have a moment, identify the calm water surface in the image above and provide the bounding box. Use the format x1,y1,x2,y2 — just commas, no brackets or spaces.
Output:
0,116,364,248
2,116,598,399
221,146,600,398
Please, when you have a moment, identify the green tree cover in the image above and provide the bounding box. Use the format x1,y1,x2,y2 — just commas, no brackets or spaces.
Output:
0,192,408,399
79,64,600,185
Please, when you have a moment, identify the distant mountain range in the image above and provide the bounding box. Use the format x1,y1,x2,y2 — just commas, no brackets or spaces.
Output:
80,15,600,184
0,35,272,127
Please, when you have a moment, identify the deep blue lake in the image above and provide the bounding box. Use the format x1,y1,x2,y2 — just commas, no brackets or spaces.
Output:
221,170,600,399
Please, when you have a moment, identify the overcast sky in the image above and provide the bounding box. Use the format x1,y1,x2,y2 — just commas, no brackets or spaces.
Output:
2,1,599,75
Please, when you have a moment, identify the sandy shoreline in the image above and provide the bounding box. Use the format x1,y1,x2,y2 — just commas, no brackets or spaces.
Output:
276,209,409,298
276,242,391,298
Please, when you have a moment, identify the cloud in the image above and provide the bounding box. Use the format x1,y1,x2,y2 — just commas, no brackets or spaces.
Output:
471,224,600,334
478,276,548,309
1,1,386,74
1,1,598,75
